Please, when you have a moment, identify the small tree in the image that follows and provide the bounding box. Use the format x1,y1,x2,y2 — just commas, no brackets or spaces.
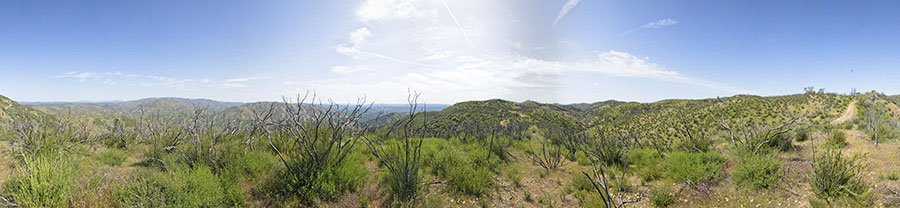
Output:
531,138,562,171
362,91,427,205
580,127,648,208
720,113,803,154
256,92,372,203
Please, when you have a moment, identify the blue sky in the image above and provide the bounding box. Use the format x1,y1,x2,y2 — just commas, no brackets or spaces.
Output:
2,0,899,104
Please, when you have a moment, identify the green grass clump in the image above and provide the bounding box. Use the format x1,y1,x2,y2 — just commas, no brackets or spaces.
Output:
502,165,523,187
769,133,794,151
569,173,594,192
826,131,848,148
732,152,781,189
666,151,724,183
113,169,173,207
260,152,368,204
97,148,128,166
628,148,664,182
419,138,497,196
650,186,674,208
881,171,899,181
2,157,77,208
796,129,810,142
810,149,870,205
231,150,276,178
114,165,230,207
575,150,591,166
174,165,226,207
449,166,492,196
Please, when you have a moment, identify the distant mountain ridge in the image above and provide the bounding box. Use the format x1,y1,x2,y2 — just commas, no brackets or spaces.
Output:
7,94,854,138
23,98,450,114
19,97,450,130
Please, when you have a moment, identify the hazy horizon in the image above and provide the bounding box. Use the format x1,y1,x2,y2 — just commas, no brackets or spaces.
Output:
4,0,900,103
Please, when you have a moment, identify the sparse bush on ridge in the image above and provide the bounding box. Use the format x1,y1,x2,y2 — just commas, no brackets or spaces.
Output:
627,148,664,182
97,148,128,166
667,151,724,184
3,156,78,208
827,130,848,148
650,186,674,208
796,128,810,142
114,165,235,207
810,148,870,205
732,151,781,189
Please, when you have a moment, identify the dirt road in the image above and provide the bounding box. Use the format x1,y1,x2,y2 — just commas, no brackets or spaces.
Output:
831,100,857,125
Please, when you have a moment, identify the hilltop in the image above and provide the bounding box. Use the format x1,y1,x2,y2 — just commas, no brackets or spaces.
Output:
0,95,43,123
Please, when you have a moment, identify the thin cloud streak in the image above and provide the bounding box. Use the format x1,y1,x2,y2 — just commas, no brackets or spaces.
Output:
441,0,474,48
620,18,679,37
552,0,581,26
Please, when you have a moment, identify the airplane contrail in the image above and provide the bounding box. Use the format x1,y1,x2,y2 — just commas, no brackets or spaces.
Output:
441,0,474,48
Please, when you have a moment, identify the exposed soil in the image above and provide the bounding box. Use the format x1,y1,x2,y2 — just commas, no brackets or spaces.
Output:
831,100,857,125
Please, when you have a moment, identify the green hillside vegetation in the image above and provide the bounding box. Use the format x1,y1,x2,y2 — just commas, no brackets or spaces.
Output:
2,90,900,207
0,95,45,126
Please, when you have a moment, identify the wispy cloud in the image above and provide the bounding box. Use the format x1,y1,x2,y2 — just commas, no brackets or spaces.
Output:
348,27,372,48
222,77,259,88
56,71,97,82
620,18,679,37
642,18,679,29
55,71,238,89
317,0,742,103
552,0,581,26
141,76,195,88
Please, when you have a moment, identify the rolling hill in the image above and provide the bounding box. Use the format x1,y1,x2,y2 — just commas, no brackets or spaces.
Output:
0,95,43,123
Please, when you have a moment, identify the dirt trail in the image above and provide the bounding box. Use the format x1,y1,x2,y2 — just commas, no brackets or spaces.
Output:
831,100,857,125
823,100,900,206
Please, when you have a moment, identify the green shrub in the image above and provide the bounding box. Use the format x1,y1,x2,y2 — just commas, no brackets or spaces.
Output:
627,148,664,182
449,166,492,196
113,169,174,207
232,151,276,178
97,148,128,166
869,125,895,144
2,157,77,207
881,171,899,181
732,152,781,189
675,132,713,153
115,165,230,207
423,140,464,177
810,149,870,204
575,150,591,166
173,165,226,207
796,129,810,142
219,167,247,207
592,136,627,166
570,173,593,192
627,148,661,166
666,151,724,183
419,138,496,196
769,133,794,151
826,131,847,148
503,165,523,188
260,153,368,203
650,186,674,207
576,192,609,208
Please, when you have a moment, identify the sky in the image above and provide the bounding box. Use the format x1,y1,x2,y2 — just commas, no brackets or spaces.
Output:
2,0,900,104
